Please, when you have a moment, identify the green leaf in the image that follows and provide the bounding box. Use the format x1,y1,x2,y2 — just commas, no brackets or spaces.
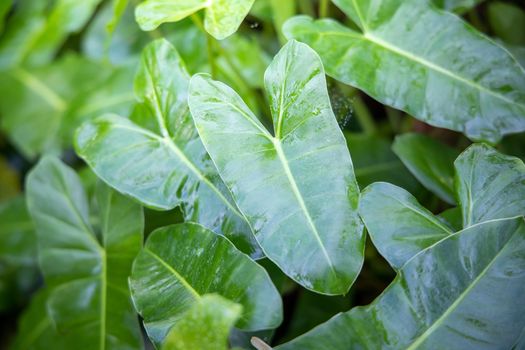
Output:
433,0,484,13
283,0,525,143
0,196,39,311
161,294,242,350
189,40,364,294
455,143,525,227
0,0,104,69
277,217,525,350
0,0,12,35
392,133,459,204
135,0,255,39
75,39,260,258
26,156,144,350
106,0,129,34
0,156,20,201
0,55,134,159
10,288,77,350
488,2,525,46
129,223,282,345
360,143,525,269
360,182,454,270
345,133,421,194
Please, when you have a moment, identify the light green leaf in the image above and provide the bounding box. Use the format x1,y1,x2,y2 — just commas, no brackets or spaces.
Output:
283,0,525,143
360,182,453,270
0,55,134,159
277,217,525,350
162,294,242,350
75,39,260,257
360,143,525,268
189,40,364,295
129,223,282,346
0,196,38,311
107,0,129,34
455,143,525,227
0,0,103,69
135,0,255,39
26,156,144,350
392,133,459,204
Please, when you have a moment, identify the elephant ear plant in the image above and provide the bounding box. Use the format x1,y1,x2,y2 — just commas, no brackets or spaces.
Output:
1,0,525,349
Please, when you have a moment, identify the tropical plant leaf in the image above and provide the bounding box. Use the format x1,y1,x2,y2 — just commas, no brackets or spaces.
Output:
433,0,485,13
189,40,364,295
129,223,282,345
26,156,144,350
487,2,525,46
0,55,134,159
392,133,459,204
75,39,260,257
0,0,103,69
359,182,454,270
283,0,525,142
135,0,255,39
161,294,242,350
277,217,525,350
345,133,421,194
0,195,38,311
360,143,525,268
455,143,525,227
10,288,77,350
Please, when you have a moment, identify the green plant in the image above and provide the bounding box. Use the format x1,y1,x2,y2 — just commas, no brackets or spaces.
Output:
1,0,524,349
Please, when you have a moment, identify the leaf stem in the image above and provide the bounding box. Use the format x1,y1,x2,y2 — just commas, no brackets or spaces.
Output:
190,14,217,78
319,0,329,18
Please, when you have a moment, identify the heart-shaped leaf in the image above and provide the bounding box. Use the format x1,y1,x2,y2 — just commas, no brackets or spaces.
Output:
26,156,144,350
277,217,525,349
188,40,364,295
135,0,255,39
360,143,525,269
129,223,282,345
161,294,242,350
75,39,260,258
283,0,525,142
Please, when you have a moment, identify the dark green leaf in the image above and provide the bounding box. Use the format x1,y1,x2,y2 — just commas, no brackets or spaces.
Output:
0,196,38,311
129,223,282,345
284,0,525,142
75,39,260,257
277,217,525,350
189,40,364,294
26,156,144,350
162,294,242,350
392,133,459,204
488,2,525,46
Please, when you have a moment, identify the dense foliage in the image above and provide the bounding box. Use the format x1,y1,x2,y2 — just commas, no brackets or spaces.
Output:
1,0,524,349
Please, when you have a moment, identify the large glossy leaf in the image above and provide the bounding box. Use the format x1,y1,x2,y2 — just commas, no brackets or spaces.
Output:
0,55,134,159
75,39,259,257
26,156,144,350
455,143,525,227
0,196,38,311
283,0,525,142
277,217,525,350
135,0,255,39
0,0,103,69
129,223,282,345
392,133,459,204
360,143,525,269
188,40,364,295
162,294,242,350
